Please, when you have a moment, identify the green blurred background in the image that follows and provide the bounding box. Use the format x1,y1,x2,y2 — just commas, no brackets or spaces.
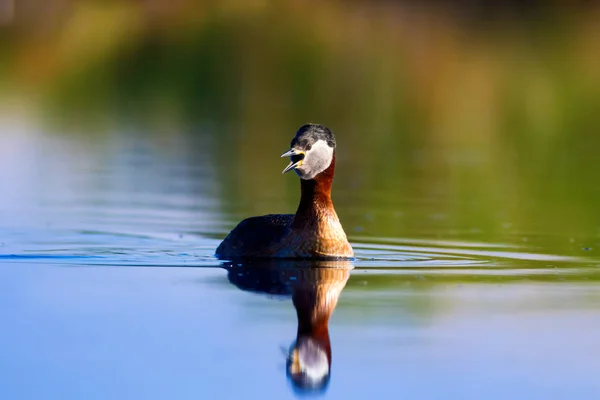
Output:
1,0,600,255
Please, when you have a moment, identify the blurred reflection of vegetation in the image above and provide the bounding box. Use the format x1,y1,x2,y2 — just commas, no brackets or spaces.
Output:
346,267,600,287
2,1,600,253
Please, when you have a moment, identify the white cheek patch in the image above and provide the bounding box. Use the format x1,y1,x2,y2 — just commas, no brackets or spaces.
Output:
299,346,329,384
295,140,333,180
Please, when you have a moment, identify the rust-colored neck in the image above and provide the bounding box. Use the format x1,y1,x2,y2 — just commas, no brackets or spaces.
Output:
293,153,336,227
290,268,350,367
292,267,350,364
292,288,335,364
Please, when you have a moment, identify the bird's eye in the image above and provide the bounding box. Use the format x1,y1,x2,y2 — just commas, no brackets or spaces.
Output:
306,144,312,151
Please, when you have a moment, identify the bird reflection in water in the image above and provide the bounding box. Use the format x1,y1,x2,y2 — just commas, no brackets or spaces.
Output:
225,260,352,394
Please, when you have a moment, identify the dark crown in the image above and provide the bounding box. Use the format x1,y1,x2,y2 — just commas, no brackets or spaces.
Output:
291,124,336,150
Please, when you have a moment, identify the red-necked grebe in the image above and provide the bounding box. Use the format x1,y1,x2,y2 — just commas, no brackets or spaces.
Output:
215,124,353,259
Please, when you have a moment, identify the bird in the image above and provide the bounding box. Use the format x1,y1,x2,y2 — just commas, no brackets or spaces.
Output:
215,123,354,259
224,259,352,393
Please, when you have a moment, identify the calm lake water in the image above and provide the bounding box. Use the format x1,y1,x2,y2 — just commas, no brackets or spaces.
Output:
2,2,600,398
1,124,599,400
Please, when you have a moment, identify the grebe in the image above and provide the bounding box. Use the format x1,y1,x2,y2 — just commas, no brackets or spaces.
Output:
215,124,354,259
225,260,352,393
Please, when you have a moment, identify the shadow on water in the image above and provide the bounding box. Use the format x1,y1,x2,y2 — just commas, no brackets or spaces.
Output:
224,260,352,395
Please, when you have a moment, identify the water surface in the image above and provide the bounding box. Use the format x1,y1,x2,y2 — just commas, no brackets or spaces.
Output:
1,125,600,399
2,3,600,398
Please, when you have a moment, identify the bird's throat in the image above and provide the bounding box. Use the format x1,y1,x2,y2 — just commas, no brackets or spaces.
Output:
293,154,336,227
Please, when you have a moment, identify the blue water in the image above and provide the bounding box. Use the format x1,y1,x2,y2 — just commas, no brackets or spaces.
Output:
2,257,599,399
1,128,600,399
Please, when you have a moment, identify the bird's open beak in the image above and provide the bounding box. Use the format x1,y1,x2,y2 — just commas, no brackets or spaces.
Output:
289,348,301,374
281,149,305,174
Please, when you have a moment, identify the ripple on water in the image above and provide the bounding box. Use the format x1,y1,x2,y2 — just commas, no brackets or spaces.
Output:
351,237,598,283
1,228,596,282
